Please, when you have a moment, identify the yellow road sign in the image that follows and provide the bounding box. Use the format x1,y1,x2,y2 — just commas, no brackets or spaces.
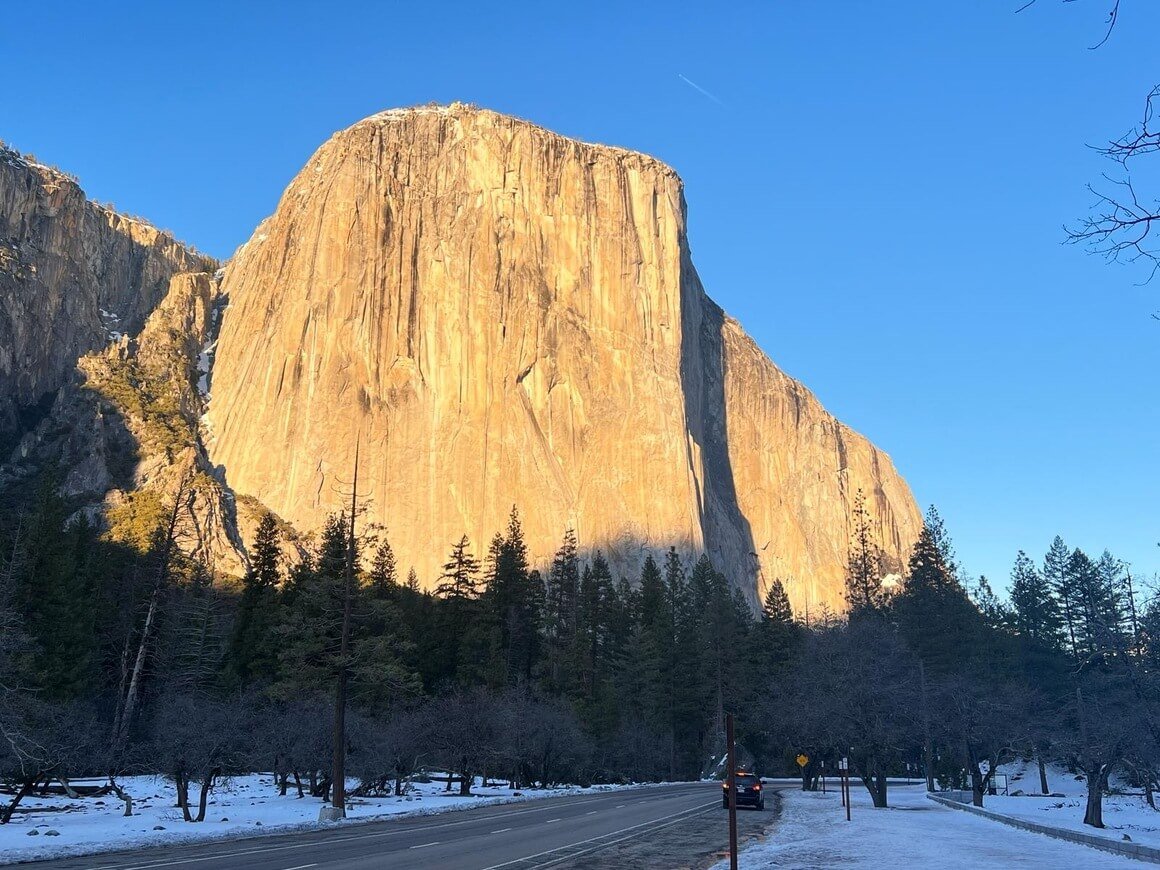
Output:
796,753,809,768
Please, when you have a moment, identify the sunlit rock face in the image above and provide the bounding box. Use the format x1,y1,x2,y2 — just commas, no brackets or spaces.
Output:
0,147,212,433
207,104,921,612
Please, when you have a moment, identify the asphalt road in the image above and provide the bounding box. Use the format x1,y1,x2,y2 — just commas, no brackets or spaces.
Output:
28,782,778,870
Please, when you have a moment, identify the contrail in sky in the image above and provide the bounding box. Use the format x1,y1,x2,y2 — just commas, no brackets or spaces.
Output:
677,73,725,106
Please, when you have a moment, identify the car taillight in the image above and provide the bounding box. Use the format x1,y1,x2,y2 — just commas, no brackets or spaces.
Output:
754,784,761,791
723,783,728,789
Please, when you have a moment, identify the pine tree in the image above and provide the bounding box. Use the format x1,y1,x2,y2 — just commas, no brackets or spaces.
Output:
273,513,351,698
967,575,1008,628
923,505,960,581
274,512,414,709
480,507,539,686
572,553,616,734
1044,536,1078,658
758,576,798,686
1009,550,1062,646
1094,550,1128,647
226,512,282,687
437,536,481,602
634,554,672,768
12,477,98,698
542,529,580,695
761,577,794,624
639,555,665,624
368,535,398,595
689,555,733,753
437,535,489,686
1065,548,1126,662
663,549,702,778
893,518,980,675
845,489,885,615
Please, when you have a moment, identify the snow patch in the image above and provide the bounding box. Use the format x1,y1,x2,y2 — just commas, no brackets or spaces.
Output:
718,783,1143,869
196,339,217,397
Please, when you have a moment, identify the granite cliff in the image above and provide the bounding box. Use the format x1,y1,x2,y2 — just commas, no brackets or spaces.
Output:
0,145,251,572
0,147,211,436
205,105,922,611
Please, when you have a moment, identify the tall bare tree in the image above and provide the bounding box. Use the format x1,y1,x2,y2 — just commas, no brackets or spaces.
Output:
1021,0,1159,282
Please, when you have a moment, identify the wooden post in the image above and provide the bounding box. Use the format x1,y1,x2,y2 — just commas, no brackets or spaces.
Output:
726,712,738,870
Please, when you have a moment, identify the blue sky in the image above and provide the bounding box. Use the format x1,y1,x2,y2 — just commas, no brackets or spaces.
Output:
4,1,1157,590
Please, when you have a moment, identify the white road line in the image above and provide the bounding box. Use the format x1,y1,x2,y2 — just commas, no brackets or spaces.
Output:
83,787,705,870
586,811,598,815
615,804,626,808
409,841,440,849
545,818,562,823
491,828,513,834
479,799,718,870
93,798,617,869
533,805,720,869
280,864,318,870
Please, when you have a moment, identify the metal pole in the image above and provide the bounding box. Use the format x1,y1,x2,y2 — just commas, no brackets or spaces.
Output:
843,758,851,822
726,712,738,870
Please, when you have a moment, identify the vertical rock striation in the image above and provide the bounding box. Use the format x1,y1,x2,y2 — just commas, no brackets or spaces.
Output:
207,104,921,612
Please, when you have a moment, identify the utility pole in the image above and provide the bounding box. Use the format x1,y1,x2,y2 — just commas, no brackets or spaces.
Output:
330,441,359,819
725,712,738,870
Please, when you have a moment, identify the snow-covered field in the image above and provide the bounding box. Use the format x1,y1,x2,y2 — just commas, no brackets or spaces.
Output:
720,784,1145,868
0,774,637,865
974,758,1160,851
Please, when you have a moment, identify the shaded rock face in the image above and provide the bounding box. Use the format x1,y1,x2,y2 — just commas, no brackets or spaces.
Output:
0,146,246,571
2,268,248,574
0,147,212,435
209,105,922,611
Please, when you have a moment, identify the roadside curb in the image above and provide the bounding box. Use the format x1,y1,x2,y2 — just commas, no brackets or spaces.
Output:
927,793,1160,864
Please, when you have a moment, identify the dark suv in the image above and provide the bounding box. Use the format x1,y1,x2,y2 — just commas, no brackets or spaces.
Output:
722,772,765,810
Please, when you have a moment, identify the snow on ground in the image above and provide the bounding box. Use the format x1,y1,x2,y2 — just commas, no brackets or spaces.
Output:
718,784,1144,869
982,758,1160,851
0,773,641,865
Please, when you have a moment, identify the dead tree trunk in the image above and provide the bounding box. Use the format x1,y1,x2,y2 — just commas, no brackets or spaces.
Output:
0,779,34,825
112,467,193,752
